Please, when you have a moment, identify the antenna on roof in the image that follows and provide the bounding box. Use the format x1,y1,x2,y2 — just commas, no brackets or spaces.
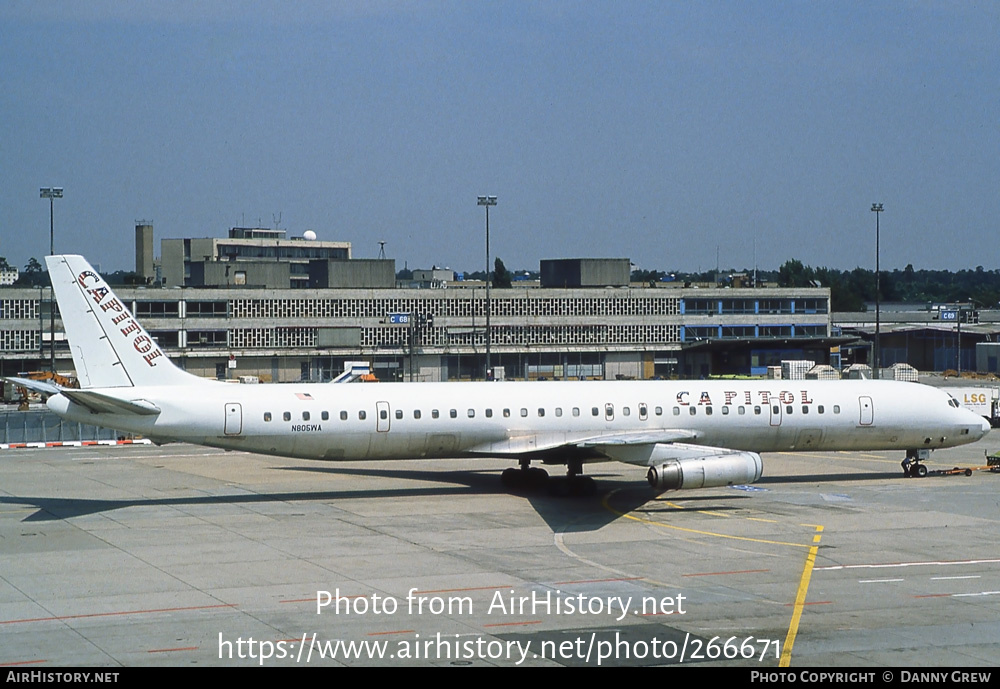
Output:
378,241,386,259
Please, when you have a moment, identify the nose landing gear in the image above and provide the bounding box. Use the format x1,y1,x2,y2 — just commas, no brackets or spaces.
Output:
902,449,930,477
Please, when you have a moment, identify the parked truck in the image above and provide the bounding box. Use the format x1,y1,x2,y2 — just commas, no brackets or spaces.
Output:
946,386,1000,427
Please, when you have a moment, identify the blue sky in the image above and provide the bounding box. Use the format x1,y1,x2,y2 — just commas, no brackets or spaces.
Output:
2,1,998,274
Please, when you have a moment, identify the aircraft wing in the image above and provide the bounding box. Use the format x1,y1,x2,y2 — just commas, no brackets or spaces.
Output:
468,428,700,456
57,390,161,416
586,441,749,466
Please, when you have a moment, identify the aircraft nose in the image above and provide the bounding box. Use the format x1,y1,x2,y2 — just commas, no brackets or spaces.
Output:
981,417,992,437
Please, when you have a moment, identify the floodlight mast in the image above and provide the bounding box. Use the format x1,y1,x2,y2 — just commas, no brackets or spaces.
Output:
40,187,63,372
871,202,883,378
478,195,497,380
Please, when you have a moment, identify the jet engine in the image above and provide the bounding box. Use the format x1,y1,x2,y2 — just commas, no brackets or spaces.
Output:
646,451,763,490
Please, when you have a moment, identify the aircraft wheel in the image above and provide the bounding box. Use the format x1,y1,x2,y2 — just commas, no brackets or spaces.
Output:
501,467,521,489
915,464,928,478
527,467,549,488
965,468,973,477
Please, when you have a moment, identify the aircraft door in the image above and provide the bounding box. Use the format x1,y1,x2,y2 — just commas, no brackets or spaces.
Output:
769,398,782,426
224,403,242,435
376,401,390,432
859,396,874,426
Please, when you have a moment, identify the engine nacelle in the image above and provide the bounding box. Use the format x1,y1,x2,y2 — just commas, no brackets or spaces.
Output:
646,452,763,491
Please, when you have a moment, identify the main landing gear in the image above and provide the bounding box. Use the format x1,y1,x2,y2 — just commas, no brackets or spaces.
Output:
500,459,597,497
902,449,930,477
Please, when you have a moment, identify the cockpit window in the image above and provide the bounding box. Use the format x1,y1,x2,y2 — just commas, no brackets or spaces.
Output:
948,398,960,408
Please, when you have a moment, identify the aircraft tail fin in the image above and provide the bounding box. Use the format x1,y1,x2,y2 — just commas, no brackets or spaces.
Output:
46,255,197,389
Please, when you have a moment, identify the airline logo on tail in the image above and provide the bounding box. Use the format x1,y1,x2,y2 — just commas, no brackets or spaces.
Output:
76,269,164,368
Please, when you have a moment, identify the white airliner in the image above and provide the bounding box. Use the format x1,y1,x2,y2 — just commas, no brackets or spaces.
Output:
9,255,990,496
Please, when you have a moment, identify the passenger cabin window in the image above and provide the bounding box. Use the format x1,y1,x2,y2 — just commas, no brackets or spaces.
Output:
468,409,475,418
623,407,630,416
521,408,528,417
689,407,697,415
450,409,457,418
379,410,388,420
673,407,680,415
754,406,761,415
283,412,291,421
538,408,545,417
817,406,824,414
573,408,580,417
655,406,662,416
340,411,348,421
264,412,272,422
486,409,493,418
395,409,403,419
303,411,310,421
801,406,809,414
432,410,440,419
592,407,600,416
321,411,329,421
721,406,729,415
705,407,713,416
503,408,511,418
555,408,562,417
414,410,421,419
359,411,367,420
833,405,840,414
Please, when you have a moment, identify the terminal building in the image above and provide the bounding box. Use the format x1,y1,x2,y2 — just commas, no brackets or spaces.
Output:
0,224,841,383
2,277,833,384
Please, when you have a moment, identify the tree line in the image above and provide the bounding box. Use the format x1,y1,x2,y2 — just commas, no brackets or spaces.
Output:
772,259,1000,312
632,260,1000,312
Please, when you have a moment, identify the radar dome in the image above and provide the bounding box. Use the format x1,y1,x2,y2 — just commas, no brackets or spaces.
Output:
303,230,317,241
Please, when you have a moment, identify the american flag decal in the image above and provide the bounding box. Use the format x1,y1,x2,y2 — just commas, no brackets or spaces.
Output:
295,393,314,400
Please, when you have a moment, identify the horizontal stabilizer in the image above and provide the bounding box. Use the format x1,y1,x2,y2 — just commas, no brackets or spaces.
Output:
1,376,63,396
58,390,161,416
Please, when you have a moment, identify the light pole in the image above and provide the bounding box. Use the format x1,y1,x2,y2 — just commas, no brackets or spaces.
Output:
40,187,63,372
871,202,883,378
478,195,497,380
